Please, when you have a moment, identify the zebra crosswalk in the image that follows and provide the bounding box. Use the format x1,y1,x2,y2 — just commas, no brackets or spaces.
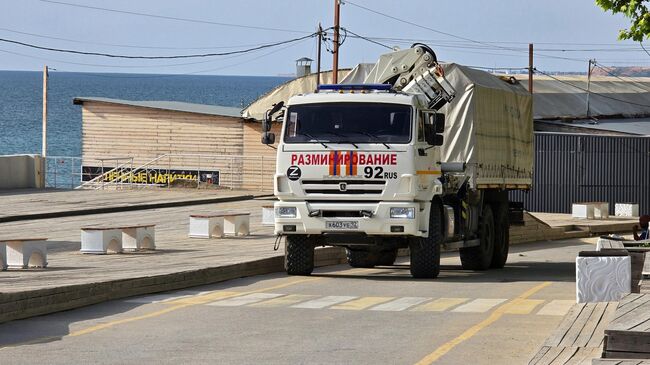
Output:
124,290,575,316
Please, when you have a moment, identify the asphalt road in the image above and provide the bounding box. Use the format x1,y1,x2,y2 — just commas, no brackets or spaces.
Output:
0,239,592,365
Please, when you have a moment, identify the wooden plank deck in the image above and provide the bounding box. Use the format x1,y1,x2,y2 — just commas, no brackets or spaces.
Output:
604,294,650,359
530,213,638,235
529,302,618,365
0,188,266,222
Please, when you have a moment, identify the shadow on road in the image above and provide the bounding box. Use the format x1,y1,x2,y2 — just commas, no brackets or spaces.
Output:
0,300,144,349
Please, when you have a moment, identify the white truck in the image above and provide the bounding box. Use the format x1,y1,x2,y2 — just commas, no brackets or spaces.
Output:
261,44,533,278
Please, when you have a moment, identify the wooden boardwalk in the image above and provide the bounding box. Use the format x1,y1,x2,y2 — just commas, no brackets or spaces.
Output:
0,197,281,294
0,188,266,222
529,302,618,365
604,294,650,359
530,213,638,235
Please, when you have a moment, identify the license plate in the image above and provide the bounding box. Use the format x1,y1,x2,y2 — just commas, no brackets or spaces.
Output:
326,221,359,230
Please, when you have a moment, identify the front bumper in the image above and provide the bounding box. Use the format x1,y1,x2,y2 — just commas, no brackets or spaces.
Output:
274,201,425,237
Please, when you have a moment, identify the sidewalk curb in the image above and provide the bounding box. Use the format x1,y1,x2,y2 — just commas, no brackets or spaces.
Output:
0,247,346,324
0,193,273,223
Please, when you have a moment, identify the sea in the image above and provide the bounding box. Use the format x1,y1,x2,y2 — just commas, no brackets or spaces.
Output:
0,71,290,157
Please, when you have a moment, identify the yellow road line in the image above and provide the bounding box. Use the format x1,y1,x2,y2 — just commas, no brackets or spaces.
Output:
331,296,395,310
413,281,552,365
503,299,545,315
416,170,441,175
411,298,469,312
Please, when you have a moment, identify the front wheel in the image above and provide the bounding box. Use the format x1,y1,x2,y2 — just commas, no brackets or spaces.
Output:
285,235,315,275
409,201,442,279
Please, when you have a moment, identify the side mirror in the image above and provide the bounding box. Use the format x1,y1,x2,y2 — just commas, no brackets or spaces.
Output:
261,132,275,145
262,101,284,133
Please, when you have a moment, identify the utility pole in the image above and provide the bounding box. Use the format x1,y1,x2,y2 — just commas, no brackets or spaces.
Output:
317,23,323,90
586,59,595,118
528,44,533,94
42,65,48,157
332,0,341,84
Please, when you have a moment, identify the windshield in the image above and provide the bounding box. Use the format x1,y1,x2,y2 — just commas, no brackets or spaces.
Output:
283,102,412,144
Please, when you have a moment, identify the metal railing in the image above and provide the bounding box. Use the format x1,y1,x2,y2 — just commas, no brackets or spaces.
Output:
75,157,134,190
44,156,82,189
75,153,274,191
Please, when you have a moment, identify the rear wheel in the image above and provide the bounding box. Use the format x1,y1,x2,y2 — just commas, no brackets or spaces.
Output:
346,249,379,268
490,203,510,269
409,201,442,279
377,249,398,266
460,204,495,270
285,235,315,275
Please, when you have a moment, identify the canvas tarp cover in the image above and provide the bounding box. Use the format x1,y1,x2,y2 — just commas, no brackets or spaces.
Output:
440,64,533,187
241,70,350,120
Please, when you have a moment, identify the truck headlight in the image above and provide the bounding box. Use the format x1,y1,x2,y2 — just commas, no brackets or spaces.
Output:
277,207,297,218
390,207,415,219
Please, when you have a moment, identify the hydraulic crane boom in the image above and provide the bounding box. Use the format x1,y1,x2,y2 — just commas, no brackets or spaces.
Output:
363,44,456,110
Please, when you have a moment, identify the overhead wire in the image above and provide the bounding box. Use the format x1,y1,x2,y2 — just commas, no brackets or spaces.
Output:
37,0,311,34
0,32,319,59
342,28,393,50
53,36,312,79
534,68,650,108
0,26,286,51
344,0,590,64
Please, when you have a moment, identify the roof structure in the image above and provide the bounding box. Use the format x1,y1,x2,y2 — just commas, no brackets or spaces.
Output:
537,117,650,136
73,97,242,118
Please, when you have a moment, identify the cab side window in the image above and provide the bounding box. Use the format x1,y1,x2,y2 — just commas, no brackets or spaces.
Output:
417,112,425,142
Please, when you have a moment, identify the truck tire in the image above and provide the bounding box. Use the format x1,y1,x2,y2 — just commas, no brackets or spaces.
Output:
377,249,398,266
346,249,379,268
490,203,510,269
409,201,442,279
460,204,495,270
285,235,315,275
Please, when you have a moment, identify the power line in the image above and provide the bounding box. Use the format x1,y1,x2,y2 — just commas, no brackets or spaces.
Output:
0,32,318,59
534,68,650,108
591,61,650,92
342,28,393,50
0,26,283,51
641,41,650,58
56,37,310,79
38,0,310,34
344,1,588,64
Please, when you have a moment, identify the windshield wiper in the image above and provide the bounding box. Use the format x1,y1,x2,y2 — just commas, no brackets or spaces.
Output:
348,131,391,149
300,132,330,149
321,132,359,149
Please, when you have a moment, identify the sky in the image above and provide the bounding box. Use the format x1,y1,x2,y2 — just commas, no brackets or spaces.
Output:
0,0,645,76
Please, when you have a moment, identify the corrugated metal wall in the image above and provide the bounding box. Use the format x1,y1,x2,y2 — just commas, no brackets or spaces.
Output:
510,133,650,214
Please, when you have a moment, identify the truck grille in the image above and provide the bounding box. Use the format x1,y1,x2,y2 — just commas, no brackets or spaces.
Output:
301,179,386,195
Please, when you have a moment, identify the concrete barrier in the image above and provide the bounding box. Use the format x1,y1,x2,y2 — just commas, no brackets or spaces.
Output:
0,154,45,189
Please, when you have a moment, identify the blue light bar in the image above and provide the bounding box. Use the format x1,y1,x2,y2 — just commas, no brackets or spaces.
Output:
317,83,392,91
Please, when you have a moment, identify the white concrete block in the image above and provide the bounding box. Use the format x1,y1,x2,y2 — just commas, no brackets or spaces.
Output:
81,229,123,254
576,255,630,303
122,226,155,251
262,206,275,226
5,240,48,268
0,243,7,270
189,216,223,239
224,214,250,236
572,203,595,219
615,203,639,217
594,203,609,219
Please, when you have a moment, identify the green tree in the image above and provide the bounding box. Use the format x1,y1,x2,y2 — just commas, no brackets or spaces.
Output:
596,0,650,40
